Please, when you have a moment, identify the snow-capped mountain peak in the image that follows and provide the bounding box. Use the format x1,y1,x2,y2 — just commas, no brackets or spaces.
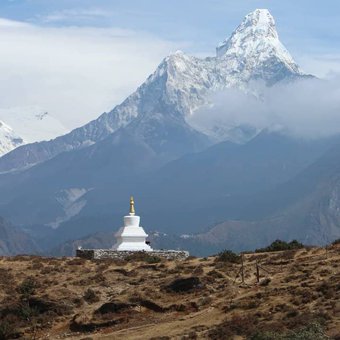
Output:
216,9,302,76
237,9,277,40
217,9,278,57
0,9,310,172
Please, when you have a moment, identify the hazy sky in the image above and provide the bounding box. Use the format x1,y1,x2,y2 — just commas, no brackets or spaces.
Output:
0,0,340,128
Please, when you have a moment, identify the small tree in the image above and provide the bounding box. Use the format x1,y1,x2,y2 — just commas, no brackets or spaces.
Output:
215,250,241,263
255,240,304,253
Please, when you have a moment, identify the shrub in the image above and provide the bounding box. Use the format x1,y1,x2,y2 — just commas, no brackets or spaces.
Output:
31,262,44,270
207,270,224,279
0,317,18,340
17,277,38,299
208,314,257,338
255,240,304,253
0,269,14,287
17,303,39,320
215,250,241,264
316,281,334,299
0,315,19,339
67,258,85,265
332,238,340,245
259,278,271,286
83,289,100,304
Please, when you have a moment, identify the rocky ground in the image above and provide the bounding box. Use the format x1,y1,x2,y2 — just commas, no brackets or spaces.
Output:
0,245,339,339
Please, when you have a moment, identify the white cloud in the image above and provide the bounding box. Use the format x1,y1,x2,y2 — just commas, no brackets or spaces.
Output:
298,54,340,78
0,18,177,129
38,8,114,23
190,76,340,140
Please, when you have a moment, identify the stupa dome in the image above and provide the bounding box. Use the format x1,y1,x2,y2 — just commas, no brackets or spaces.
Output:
112,196,152,252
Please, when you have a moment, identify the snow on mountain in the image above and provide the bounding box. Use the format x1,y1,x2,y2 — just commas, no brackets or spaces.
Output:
0,9,309,172
0,106,68,143
187,8,309,142
0,120,24,156
216,8,302,80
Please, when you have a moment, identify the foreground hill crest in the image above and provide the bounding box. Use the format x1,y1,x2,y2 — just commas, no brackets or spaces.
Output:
0,244,339,339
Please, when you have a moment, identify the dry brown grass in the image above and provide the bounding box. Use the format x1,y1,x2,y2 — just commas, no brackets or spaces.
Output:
0,244,339,339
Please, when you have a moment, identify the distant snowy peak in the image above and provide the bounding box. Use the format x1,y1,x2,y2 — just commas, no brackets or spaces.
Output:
216,9,303,78
0,106,68,143
0,120,24,156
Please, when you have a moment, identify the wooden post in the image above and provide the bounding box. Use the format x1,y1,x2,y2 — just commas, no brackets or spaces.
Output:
233,267,242,284
256,259,260,283
241,253,245,284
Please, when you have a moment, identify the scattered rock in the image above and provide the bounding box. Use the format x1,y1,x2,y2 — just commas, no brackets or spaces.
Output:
70,314,123,332
165,277,202,293
138,299,166,313
95,301,133,315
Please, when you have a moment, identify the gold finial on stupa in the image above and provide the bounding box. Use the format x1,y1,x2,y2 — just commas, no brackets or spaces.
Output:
130,196,135,215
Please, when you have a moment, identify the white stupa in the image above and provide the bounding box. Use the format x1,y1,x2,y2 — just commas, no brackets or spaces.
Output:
112,196,153,251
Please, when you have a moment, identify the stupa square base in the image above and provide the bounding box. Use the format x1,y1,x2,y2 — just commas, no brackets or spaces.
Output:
76,249,189,261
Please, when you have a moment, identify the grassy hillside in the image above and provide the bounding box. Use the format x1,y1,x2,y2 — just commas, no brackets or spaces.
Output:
0,244,339,339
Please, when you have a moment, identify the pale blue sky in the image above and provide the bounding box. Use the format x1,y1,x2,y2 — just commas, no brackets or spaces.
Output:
2,0,340,57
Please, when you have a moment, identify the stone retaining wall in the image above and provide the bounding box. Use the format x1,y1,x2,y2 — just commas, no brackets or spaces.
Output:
76,249,189,261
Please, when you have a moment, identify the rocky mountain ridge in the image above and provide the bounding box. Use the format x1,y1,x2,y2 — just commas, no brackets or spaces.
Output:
0,9,308,173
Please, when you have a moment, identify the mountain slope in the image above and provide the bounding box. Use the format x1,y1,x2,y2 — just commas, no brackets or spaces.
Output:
189,141,340,252
0,128,160,227
73,132,337,235
0,217,39,255
54,142,340,254
1,131,336,252
46,135,340,254
0,9,308,173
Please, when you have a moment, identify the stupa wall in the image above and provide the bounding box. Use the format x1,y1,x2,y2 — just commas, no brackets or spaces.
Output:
76,249,189,261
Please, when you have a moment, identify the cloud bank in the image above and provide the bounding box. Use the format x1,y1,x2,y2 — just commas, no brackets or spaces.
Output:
0,18,176,129
189,76,340,140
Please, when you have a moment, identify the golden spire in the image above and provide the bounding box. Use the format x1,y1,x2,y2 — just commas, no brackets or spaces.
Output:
129,196,135,215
